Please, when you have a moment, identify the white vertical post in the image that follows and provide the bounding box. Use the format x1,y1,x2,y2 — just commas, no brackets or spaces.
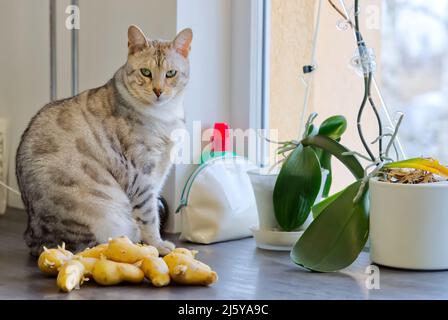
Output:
71,0,79,96
49,0,57,101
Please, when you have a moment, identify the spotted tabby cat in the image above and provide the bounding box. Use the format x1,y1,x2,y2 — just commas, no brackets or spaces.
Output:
16,26,192,256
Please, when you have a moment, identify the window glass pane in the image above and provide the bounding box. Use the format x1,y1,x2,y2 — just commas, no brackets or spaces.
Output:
382,0,448,160
268,0,381,191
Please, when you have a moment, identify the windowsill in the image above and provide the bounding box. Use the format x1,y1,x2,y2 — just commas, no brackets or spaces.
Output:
1,207,447,299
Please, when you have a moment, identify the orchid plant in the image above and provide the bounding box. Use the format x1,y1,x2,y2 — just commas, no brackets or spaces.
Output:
269,0,448,272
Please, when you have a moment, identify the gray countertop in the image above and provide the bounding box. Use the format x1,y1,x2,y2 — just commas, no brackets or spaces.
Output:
1,207,448,300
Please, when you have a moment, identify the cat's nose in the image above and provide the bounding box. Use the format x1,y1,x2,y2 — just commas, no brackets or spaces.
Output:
153,88,162,98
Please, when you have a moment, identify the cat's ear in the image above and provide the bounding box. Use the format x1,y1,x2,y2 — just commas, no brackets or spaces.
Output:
173,28,193,58
128,25,148,54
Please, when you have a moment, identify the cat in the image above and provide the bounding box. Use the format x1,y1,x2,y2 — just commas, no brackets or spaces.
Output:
15,25,192,256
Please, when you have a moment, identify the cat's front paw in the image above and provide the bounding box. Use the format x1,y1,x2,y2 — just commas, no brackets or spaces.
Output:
154,240,175,256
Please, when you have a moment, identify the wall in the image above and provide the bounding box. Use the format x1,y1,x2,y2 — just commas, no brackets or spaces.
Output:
269,0,315,143
0,0,51,209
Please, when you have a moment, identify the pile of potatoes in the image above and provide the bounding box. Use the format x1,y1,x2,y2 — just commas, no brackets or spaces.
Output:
37,236,218,292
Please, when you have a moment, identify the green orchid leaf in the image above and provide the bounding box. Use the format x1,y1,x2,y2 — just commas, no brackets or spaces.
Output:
291,180,369,272
301,135,364,180
273,145,322,231
312,188,344,219
305,124,319,138
315,116,346,196
318,115,347,140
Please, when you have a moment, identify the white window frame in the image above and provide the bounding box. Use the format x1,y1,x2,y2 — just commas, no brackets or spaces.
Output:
229,0,270,166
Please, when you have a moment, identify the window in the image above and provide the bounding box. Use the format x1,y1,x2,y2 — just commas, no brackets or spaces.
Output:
264,0,448,178
382,0,448,161
265,0,382,191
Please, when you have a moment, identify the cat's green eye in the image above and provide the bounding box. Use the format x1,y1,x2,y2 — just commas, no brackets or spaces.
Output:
140,68,152,78
166,70,177,78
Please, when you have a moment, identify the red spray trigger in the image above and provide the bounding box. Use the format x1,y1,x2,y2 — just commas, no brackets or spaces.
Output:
211,122,231,152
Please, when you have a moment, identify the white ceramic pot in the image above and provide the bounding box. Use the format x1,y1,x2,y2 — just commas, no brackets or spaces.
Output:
247,168,328,251
247,168,329,231
247,168,280,230
370,178,448,270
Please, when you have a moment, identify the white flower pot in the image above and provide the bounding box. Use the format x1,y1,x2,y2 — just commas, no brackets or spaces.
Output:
370,178,448,270
247,168,329,230
247,168,328,251
247,168,280,230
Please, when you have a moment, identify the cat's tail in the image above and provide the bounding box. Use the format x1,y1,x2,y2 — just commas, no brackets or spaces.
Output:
158,196,169,231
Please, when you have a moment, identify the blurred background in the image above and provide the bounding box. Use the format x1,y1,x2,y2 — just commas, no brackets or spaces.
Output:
382,0,448,161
